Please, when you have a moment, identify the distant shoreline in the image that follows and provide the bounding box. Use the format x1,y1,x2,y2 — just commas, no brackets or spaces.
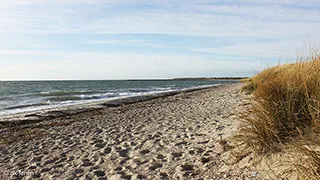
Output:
126,77,246,81
0,77,247,82
171,77,247,80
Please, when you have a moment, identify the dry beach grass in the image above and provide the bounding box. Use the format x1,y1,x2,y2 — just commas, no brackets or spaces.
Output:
238,55,320,179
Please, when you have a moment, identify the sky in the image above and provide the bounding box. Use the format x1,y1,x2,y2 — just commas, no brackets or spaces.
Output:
0,0,320,80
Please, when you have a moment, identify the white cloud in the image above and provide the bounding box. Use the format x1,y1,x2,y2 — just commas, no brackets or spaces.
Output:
0,0,319,79
85,39,148,44
0,50,259,80
191,4,320,22
192,38,320,59
0,0,319,39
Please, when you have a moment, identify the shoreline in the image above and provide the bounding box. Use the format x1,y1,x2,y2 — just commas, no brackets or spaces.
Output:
0,83,235,124
0,78,244,82
0,83,253,179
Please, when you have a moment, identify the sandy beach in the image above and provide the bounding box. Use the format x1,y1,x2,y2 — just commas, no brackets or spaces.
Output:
0,83,253,180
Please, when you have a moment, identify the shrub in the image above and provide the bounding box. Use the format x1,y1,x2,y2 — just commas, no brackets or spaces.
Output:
237,56,320,154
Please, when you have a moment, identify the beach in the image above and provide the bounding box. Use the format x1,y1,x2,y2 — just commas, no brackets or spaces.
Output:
0,83,253,179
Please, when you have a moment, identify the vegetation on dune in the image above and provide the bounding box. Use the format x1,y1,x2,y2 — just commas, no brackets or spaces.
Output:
236,55,320,179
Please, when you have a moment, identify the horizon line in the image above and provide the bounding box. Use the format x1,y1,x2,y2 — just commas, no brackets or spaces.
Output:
0,77,248,81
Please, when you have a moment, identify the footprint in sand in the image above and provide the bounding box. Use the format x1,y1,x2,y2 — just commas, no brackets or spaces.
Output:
156,154,165,160
120,173,132,180
117,148,130,157
188,150,195,155
171,152,183,160
95,142,107,148
93,170,106,177
195,147,205,154
40,167,51,173
32,172,41,178
139,149,150,155
137,174,147,179
159,172,169,179
175,141,188,146
181,164,195,176
31,155,43,162
197,140,209,144
43,156,59,165
201,157,210,164
81,158,93,167
149,163,163,171
92,139,107,149
130,141,137,146
133,158,148,165
103,147,112,154
73,168,84,175
114,166,122,172
119,157,130,165
94,128,103,134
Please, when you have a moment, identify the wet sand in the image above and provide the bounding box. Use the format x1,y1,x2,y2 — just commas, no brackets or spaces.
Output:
0,83,253,179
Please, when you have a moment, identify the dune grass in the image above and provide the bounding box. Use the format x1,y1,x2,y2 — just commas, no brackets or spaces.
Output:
290,133,320,179
237,55,320,178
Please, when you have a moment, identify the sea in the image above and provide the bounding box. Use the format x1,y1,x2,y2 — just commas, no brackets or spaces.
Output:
0,80,237,116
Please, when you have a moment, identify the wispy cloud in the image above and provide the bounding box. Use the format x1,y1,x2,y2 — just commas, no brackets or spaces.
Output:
85,39,148,45
0,50,259,80
192,38,320,59
1,0,320,39
0,0,319,79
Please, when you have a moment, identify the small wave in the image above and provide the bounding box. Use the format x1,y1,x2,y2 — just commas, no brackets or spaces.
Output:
103,93,117,98
47,93,108,102
129,88,151,93
80,94,109,99
38,90,104,96
152,87,173,91
0,96,14,100
47,96,85,102
5,102,50,110
119,92,132,96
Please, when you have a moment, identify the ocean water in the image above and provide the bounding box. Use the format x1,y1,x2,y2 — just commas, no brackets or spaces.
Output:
0,80,237,115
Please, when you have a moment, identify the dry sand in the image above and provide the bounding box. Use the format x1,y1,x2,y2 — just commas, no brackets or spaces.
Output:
0,83,255,180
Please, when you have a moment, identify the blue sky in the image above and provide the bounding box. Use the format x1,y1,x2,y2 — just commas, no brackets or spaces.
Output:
0,0,320,80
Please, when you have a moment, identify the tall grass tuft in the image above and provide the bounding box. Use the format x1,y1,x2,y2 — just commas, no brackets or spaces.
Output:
235,55,320,178
237,55,320,153
288,131,320,179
